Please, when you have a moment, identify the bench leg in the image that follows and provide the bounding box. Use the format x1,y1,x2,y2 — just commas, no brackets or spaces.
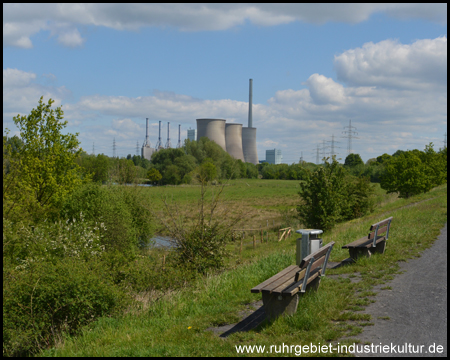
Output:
306,276,321,292
374,240,386,254
262,292,299,321
349,247,372,261
261,277,322,321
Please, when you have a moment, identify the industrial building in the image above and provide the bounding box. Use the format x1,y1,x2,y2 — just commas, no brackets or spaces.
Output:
195,79,259,165
266,149,283,164
187,128,197,141
141,118,155,161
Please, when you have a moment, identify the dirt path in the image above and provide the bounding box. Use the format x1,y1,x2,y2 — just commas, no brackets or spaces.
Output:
353,223,447,357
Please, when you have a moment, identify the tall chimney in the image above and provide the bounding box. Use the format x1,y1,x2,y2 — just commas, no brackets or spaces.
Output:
248,78,253,128
145,118,149,146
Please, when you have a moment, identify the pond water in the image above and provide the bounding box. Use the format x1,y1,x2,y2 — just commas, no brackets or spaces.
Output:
147,235,176,248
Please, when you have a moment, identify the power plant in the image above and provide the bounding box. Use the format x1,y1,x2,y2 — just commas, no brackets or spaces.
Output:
141,79,258,164
195,79,258,164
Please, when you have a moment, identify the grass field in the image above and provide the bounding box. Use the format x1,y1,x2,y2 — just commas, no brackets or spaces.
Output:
41,182,447,357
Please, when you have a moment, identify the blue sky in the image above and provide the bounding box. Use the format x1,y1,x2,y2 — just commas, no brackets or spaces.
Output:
3,4,447,163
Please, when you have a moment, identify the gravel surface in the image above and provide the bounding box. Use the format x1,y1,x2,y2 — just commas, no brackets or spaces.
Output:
353,223,447,357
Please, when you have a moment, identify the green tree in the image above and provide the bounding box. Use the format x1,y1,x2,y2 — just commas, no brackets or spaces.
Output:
344,153,364,167
297,158,346,230
420,143,446,187
380,150,433,198
4,97,83,221
147,168,162,184
196,158,217,184
77,153,110,184
376,153,392,164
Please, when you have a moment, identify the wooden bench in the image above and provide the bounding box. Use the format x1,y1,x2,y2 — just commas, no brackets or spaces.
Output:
250,241,334,321
342,217,393,260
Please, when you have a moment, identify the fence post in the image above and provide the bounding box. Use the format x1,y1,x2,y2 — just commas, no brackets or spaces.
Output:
240,238,243,254
253,235,256,249
162,254,166,270
260,226,263,243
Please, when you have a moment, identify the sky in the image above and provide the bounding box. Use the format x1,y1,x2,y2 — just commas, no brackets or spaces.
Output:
3,3,447,164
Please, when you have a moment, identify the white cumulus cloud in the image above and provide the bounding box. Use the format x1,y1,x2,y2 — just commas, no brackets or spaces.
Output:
334,36,447,90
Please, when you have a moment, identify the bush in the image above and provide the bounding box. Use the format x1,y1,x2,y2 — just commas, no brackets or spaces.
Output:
3,218,129,357
60,183,154,260
297,158,346,230
341,176,375,220
3,258,128,357
159,179,238,275
169,224,231,274
297,158,375,230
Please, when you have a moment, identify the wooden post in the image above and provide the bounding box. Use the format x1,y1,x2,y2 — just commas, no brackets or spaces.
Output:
260,226,263,243
240,238,243,254
253,235,256,249
162,254,166,270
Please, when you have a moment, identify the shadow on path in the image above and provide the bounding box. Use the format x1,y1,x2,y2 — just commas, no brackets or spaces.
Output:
218,306,267,338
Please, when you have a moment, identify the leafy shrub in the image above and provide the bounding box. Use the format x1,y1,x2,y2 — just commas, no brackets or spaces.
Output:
169,224,231,274
341,176,375,220
60,183,154,259
3,258,128,357
3,218,129,357
297,158,375,230
297,158,346,230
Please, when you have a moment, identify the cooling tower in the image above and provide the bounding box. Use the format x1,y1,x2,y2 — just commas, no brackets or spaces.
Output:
196,119,226,151
242,127,258,165
225,123,245,162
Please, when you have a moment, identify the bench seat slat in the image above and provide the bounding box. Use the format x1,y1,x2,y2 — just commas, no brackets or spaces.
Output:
342,235,386,249
259,266,300,293
269,254,327,295
370,217,393,231
250,265,298,293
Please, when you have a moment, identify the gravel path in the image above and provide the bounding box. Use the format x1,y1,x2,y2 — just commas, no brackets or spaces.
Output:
353,223,447,357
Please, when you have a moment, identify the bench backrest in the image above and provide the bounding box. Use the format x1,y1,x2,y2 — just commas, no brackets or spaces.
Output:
368,217,393,247
295,241,335,293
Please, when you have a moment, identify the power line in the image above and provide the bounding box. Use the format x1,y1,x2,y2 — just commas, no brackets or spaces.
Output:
327,134,341,160
342,119,359,155
321,139,329,163
316,144,320,164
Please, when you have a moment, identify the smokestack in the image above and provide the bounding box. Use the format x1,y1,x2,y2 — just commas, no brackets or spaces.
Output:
165,122,172,148
145,118,149,146
248,78,253,128
155,120,162,150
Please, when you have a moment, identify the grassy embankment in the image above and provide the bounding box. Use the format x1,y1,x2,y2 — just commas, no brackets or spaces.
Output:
42,181,447,357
